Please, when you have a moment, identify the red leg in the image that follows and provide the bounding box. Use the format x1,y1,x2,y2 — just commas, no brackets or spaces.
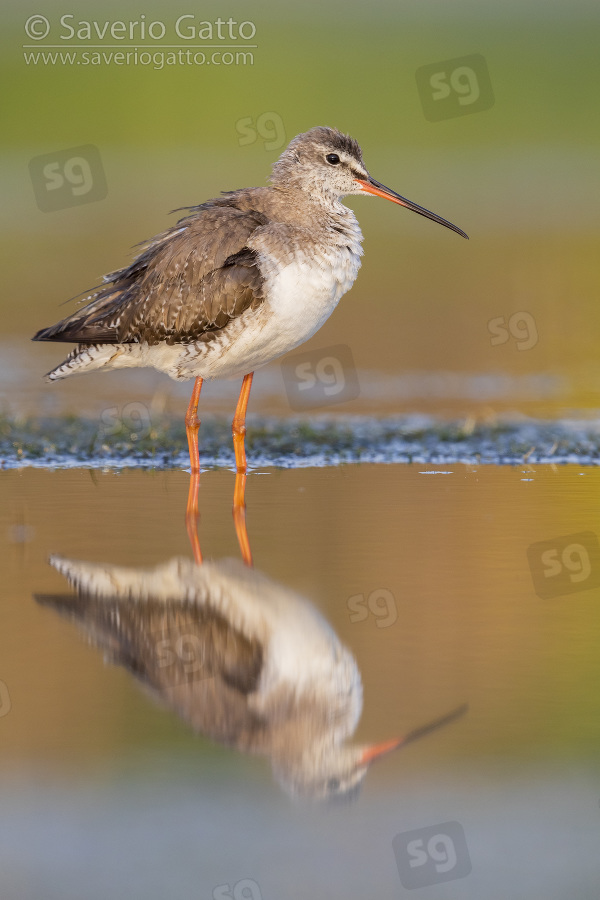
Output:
185,470,202,564
232,373,254,474
185,376,203,473
233,471,253,567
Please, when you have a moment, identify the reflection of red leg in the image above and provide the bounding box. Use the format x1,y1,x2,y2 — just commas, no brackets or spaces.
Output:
185,469,202,564
185,376,203,473
233,472,253,567
232,373,254,474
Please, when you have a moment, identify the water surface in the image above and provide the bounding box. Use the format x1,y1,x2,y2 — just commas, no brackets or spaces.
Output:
2,463,600,898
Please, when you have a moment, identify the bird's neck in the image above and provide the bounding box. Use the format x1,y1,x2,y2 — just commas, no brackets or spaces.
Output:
267,187,358,244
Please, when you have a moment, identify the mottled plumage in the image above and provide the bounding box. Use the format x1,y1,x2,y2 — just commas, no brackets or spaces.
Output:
37,554,365,797
33,126,466,469
32,127,372,383
37,553,467,801
35,204,268,349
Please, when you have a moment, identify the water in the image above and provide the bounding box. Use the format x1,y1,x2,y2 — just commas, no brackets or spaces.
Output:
3,0,600,891
2,463,600,898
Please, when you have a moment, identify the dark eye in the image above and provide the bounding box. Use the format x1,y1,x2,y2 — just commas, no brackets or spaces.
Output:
327,777,340,792
326,153,340,165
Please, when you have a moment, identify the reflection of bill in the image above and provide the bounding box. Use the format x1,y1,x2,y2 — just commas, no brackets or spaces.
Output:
36,551,466,801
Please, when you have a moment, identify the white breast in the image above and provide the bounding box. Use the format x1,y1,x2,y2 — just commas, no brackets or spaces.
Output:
178,215,364,381
94,239,362,383
266,243,361,342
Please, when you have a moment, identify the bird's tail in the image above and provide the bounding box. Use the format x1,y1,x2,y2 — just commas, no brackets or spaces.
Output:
43,344,118,381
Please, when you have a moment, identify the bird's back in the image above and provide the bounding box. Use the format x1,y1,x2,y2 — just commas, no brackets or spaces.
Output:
33,192,272,348
32,183,363,382
37,556,362,757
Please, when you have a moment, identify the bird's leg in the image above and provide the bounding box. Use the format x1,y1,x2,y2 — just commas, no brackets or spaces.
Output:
185,376,203,473
185,469,202,565
233,471,253,567
184,377,203,563
232,372,254,473
231,373,254,566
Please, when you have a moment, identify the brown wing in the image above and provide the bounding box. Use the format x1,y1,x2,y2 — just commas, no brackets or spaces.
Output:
32,197,268,346
35,591,271,750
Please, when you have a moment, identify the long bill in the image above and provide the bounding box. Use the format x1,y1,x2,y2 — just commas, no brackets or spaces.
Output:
359,702,468,766
355,177,468,240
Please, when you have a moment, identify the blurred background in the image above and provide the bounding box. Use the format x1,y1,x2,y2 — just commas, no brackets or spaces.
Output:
4,464,600,899
2,2,600,898
1,0,599,420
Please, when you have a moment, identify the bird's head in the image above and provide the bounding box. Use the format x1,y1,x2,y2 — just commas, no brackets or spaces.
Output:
271,703,468,802
270,126,468,238
271,734,407,803
271,126,370,202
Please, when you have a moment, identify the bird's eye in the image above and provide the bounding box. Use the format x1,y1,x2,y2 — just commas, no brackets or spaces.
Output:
326,777,341,792
326,153,340,165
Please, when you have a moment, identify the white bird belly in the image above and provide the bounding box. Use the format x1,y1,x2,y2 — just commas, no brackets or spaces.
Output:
77,227,363,383
177,249,362,381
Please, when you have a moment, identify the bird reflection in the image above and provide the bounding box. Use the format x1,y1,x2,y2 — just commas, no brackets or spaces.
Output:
36,472,466,801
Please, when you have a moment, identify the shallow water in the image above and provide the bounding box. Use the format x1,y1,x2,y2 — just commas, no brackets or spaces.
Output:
3,0,600,892
2,463,600,898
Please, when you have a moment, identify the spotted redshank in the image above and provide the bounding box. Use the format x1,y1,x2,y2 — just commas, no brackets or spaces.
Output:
38,552,467,800
33,126,468,473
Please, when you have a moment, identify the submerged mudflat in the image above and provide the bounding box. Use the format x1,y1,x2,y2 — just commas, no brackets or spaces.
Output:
1,413,600,469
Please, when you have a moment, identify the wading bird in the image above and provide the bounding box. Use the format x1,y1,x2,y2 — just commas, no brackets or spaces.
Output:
33,126,467,472
38,551,467,801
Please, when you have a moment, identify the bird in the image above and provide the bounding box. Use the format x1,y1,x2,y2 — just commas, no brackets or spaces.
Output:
32,126,468,473
37,552,467,801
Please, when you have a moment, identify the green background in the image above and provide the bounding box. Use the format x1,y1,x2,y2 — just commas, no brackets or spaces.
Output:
2,0,599,416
